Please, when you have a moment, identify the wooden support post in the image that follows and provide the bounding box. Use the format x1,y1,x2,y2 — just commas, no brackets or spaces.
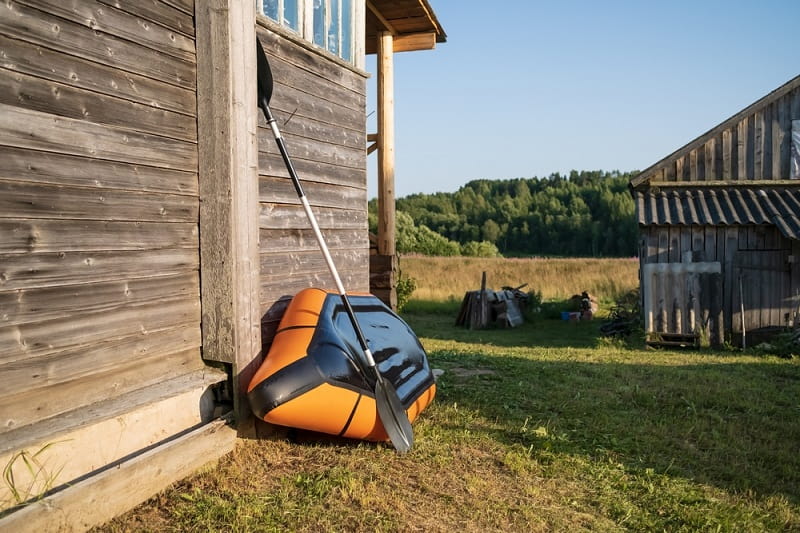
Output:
377,31,396,257
374,30,397,309
195,1,261,436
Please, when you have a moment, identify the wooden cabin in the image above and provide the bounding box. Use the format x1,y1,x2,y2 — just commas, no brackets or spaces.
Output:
0,1,445,530
630,75,800,347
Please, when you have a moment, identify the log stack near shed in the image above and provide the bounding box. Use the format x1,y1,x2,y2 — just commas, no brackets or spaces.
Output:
455,272,527,329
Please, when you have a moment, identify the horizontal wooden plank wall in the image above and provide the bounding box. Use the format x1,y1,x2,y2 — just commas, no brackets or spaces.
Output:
637,79,800,184
256,23,369,348
0,0,202,465
641,224,795,345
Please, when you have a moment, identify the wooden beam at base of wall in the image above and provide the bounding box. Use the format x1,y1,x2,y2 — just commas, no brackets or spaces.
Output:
0,418,236,533
195,1,262,435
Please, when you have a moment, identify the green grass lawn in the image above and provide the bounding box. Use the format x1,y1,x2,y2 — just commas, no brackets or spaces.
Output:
104,309,800,532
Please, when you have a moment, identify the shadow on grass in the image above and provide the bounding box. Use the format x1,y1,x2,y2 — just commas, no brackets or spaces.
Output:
425,348,800,505
402,305,615,350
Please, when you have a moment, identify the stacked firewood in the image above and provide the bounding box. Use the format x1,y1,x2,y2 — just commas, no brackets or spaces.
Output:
455,273,526,329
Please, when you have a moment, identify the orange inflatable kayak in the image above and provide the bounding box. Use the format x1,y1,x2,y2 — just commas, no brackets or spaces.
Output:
248,288,436,442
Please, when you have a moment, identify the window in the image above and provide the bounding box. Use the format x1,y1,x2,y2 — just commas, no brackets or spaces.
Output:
259,0,356,64
260,0,300,32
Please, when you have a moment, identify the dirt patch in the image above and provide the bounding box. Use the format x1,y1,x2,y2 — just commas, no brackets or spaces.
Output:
448,367,496,378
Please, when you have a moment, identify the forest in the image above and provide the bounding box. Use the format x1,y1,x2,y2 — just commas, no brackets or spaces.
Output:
369,170,639,257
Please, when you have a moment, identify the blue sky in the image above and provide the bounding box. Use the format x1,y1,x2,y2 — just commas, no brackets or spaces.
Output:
365,0,800,198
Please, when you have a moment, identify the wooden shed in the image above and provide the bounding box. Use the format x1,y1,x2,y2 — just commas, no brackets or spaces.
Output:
0,1,445,530
630,75,800,347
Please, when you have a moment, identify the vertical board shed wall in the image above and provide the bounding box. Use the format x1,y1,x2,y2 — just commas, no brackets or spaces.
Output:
256,23,368,345
641,224,798,344
0,0,203,498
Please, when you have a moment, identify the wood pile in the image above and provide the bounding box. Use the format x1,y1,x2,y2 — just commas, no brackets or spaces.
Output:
455,273,526,329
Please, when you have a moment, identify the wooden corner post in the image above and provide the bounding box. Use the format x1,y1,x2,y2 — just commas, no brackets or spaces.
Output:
195,1,261,436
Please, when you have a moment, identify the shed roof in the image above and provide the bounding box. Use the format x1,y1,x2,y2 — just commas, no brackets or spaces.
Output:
630,74,800,189
365,0,446,54
636,186,800,240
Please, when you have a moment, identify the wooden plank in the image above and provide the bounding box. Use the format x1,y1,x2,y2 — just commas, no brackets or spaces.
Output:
775,94,791,179
0,104,197,172
260,270,369,305
689,149,698,181
0,181,198,222
259,204,366,230
657,228,668,263
0,325,200,397
746,115,756,179
0,347,203,432
675,157,684,182
258,130,366,169
0,1,195,90
162,0,193,16
0,272,198,327
257,111,365,151
738,117,749,180
704,226,717,262
763,105,773,179
0,249,197,292
692,226,705,255
19,0,196,62
754,110,765,179
377,31,395,256
259,228,368,253
645,228,659,264
668,226,681,262
97,0,196,37
261,51,367,114
0,418,234,532
259,177,366,211
260,248,368,283
196,0,261,433
0,219,197,254
0,33,195,116
256,24,367,96
258,152,366,189
0,296,200,364
365,31,437,54
0,67,197,142
722,129,733,180
711,271,723,345
680,227,692,261
264,79,365,132
704,139,716,181
0,146,198,195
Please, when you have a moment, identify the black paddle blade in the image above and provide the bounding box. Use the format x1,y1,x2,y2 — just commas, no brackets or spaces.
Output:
256,37,273,107
375,375,414,453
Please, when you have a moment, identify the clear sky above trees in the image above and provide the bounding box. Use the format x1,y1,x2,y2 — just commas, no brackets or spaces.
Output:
366,0,800,198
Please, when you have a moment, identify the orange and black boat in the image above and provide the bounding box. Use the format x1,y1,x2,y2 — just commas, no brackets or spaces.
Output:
247,288,436,442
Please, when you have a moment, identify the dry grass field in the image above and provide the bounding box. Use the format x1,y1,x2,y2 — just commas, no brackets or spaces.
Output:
400,255,640,305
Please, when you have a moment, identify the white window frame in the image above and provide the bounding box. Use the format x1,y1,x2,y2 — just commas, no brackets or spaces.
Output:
257,0,365,68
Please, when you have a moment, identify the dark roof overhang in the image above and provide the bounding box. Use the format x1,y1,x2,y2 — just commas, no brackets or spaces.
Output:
635,185,800,240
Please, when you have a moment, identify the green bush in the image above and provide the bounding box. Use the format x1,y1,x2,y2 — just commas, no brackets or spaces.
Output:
396,275,417,312
461,240,502,257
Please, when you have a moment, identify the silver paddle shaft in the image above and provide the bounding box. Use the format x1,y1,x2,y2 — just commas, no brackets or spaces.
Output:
267,117,378,369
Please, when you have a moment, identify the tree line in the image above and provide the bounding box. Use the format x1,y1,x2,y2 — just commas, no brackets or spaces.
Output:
369,170,639,257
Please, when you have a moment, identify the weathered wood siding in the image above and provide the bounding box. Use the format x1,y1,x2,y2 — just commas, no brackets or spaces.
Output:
256,22,368,344
640,224,799,345
0,0,202,461
635,76,800,185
